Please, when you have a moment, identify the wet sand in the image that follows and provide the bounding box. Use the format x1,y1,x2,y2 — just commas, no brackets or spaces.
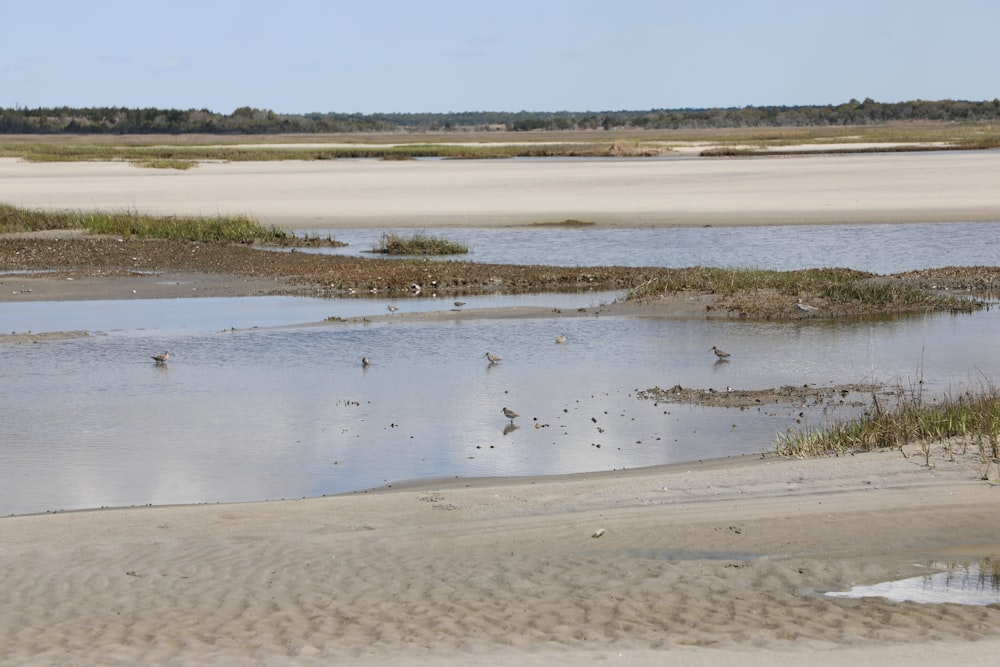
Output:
2,151,1000,665
3,446,999,666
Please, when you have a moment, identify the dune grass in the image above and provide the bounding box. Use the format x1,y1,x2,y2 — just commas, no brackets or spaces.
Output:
372,231,468,255
775,386,1000,476
0,203,316,245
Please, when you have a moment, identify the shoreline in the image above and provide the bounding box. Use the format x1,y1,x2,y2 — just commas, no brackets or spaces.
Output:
3,445,999,665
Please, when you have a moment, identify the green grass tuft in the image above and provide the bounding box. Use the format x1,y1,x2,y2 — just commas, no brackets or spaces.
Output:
372,231,468,255
775,386,1000,469
0,203,333,246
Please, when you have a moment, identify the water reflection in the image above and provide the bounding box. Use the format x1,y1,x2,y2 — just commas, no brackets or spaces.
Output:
3,220,999,515
1,304,998,516
826,559,1000,606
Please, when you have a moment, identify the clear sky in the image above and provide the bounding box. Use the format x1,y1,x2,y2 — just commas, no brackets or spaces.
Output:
1,0,997,115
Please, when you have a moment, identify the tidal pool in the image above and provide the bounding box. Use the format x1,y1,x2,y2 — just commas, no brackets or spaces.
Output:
827,559,1000,606
1,297,997,516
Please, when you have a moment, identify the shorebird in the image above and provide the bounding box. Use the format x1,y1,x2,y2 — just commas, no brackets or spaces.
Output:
151,351,170,365
484,351,502,364
709,345,730,359
502,406,519,423
387,304,399,314
362,356,371,367
795,298,820,316
453,301,466,310
554,334,567,344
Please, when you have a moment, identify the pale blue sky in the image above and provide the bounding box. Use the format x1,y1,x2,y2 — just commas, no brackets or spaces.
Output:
1,0,997,114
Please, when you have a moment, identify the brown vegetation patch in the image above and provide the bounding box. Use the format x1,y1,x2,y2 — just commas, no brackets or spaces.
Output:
2,237,996,318
883,265,1000,291
0,237,655,297
637,383,884,408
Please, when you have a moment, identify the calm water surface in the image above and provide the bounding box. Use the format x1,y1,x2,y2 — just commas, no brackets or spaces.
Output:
1,222,999,515
297,221,1000,274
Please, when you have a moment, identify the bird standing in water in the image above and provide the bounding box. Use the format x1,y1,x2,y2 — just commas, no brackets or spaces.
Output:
484,351,502,364
710,346,730,360
151,351,170,365
502,407,519,423
362,356,371,367
387,305,399,314
555,334,567,344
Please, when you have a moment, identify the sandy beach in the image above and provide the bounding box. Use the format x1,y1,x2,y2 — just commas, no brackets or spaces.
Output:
2,150,1000,665
3,447,999,666
3,150,1000,228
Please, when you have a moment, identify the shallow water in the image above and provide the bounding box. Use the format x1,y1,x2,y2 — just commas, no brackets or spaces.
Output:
1,298,997,516
3,220,1000,515
294,221,1000,274
826,560,1000,606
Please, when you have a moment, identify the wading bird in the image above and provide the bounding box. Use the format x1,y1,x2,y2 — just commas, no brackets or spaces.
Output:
795,298,820,317
502,407,519,423
151,351,170,365
484,351,502,364
710,346,730,360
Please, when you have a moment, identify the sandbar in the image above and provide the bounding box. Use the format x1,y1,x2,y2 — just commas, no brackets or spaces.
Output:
2,150,1000,228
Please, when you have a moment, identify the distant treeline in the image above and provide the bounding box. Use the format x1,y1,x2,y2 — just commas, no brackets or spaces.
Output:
3,98,1000,134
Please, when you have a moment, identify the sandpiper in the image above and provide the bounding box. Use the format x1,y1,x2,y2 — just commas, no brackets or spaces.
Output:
151,351,170,365
362,356,371,367
795,298,820,316
502,406,519,423
484,351,502,364
453,301,466,310
387,304,399,314
709,345,730,359
554,334,567,344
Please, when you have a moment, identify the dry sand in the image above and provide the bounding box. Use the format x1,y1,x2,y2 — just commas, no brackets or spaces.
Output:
3,150,1000,228
2,151,1000,665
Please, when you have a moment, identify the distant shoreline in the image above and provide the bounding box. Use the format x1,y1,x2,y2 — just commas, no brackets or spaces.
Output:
2,150,1000,229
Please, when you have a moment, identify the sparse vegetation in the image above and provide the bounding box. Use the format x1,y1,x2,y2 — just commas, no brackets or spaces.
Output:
372,231,468,255
2,115,1000,168
626,266,983,316
775,386,1000,476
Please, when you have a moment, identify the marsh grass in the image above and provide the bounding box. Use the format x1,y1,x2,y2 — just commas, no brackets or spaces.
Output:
775,387,1000,477
132,159,199,170
626,266,976,313
372,231,468,255
2,122,1000,166
0,140,668,164
2,122,999,166
0,203,332,246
